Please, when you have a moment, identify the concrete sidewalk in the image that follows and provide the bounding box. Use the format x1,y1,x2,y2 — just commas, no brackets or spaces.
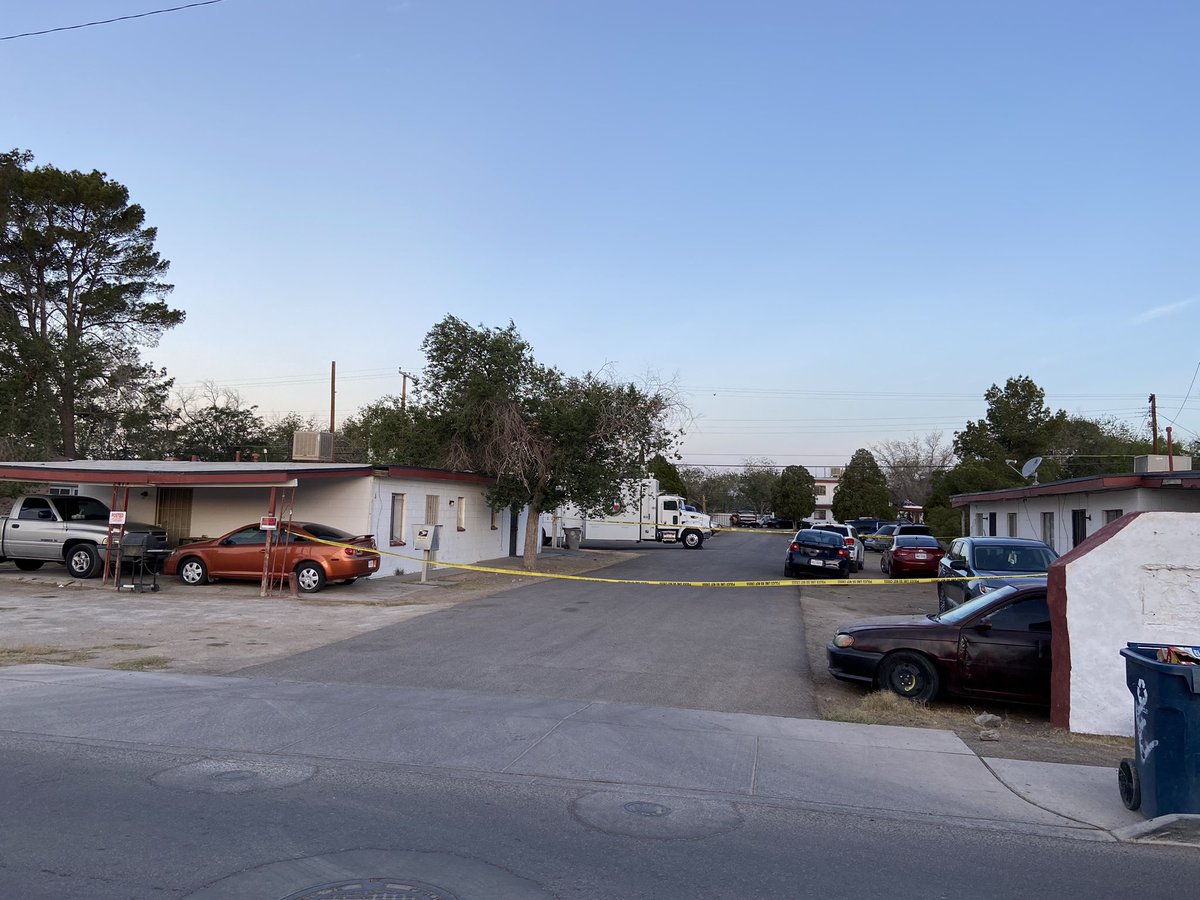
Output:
0,663,1169,844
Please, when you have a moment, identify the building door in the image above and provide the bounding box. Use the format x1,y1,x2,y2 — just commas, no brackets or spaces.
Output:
1071,509,1088,548
509,508,520,556
155,488,193,547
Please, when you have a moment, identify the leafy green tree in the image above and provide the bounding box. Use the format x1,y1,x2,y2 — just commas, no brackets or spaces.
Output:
73,361,176,459
648,454,687,496
954,376,1068,472
831,449,893,522
335,397,446,466
420,316,678,568
737,458,778,514
0,150,183,458
772,465,816,523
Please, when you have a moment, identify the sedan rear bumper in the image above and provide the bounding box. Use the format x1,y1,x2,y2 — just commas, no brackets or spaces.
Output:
826,644,884,685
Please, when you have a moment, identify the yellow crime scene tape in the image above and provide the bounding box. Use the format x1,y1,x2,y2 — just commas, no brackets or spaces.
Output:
299,534,1046,590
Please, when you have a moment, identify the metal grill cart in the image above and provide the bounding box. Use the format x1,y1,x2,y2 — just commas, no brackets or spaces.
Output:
115,530,171,593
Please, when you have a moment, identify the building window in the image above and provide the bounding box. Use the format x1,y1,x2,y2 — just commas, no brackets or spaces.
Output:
814,485,827,496
1041,511,1055,550
456,496,466,531
389,493,406,546
1007,512,1018,537
1103,509,1123,524
425,494,439,525
813,509,827,520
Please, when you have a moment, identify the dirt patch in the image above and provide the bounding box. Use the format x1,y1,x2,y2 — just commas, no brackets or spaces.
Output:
0,548,632,675
800,573,1134,768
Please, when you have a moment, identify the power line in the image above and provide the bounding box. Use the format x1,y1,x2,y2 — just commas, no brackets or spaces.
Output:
0,0,227,41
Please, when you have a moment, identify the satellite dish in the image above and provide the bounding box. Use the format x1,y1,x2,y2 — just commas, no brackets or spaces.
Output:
1020,457,1043,480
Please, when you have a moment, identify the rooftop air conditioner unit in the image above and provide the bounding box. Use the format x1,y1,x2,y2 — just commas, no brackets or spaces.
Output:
1134,454,1192,473
292,431,335,462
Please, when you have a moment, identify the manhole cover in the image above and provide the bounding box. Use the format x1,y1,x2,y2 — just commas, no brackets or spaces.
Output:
574,792,743,839
279,878,461,900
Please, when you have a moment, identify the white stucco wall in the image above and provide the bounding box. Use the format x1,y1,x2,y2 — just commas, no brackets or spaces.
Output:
367,476,515,577
1062,512,1200,735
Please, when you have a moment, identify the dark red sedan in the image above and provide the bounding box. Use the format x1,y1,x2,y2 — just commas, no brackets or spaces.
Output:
881,535,943,577
826,582,1051,703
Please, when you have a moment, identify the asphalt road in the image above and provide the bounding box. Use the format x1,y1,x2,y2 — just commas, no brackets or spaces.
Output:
238,530,818,718
4,532,1200,899
3,733,1198,900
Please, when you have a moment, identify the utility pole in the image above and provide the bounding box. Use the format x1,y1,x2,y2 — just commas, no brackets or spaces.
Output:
329,361,336,433
1150,393,1158,454
398,369,419,413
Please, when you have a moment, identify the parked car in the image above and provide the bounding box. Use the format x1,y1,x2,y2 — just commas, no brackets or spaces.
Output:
894,523,934,538
730,510,759,527
163,521,379,593
881,535,944,577
827,582,1052,703
811,523,865,572
936,536,1059,612
846,517,884,537
762,515,795,530
783,528,851,579
863,523,899,552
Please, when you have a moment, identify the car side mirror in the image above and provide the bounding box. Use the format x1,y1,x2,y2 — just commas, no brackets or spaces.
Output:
973,619,993,633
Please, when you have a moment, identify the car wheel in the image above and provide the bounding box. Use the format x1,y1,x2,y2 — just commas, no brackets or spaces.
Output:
295,562,326,594
13,559,44,571
850,557,859,574
1118,758,1141,810
841,564,851,579
937,582,949,613
879,651,939,702
784,563,795,578
178,557,209,586
881,557,890,575
66,544,99,579
682,530,703,549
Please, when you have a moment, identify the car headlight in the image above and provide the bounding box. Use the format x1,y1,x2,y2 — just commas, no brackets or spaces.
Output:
977,582,994,594
833,633,854,648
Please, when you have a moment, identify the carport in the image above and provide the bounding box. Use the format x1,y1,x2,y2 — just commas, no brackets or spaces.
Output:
0,460,377,548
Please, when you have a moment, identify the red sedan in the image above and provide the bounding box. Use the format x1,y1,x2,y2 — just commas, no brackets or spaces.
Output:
163,522,379,593
881,535,943,577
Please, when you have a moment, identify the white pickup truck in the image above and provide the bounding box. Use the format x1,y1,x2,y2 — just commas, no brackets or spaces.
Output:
0,494,166,578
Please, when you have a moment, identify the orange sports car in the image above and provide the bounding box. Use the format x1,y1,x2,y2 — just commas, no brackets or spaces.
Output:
163,521,379,593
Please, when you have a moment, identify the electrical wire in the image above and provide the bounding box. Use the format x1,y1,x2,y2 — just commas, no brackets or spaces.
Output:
0,0,227,41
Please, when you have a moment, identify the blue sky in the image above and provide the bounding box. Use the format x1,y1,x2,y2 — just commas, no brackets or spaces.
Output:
5,1,1198,470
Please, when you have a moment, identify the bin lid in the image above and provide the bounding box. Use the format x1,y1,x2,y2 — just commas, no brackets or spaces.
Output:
1122,643,1200,693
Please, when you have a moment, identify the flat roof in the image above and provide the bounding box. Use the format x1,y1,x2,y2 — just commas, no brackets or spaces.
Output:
950,470,1200,507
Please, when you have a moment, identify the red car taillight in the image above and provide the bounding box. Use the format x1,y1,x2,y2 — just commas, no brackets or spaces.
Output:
789,542,801,552
837,548,848,557
344,547,361,557
843,537,854,546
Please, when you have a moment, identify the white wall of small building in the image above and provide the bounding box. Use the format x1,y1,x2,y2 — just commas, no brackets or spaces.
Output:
962,488,1200,553
367,476,519,577
1058,512,1200,736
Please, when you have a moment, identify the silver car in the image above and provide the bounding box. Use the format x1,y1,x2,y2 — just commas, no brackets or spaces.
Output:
811,523,866,572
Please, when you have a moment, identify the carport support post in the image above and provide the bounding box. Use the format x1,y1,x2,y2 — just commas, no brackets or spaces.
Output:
260,489,277,597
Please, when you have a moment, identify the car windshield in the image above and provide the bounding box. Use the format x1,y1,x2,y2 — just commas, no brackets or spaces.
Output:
894,536,940,549
971,544,1057,572
794,529,842,548
935,584,1024,624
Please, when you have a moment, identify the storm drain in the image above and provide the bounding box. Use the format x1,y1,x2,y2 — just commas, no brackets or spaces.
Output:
279,878,460,900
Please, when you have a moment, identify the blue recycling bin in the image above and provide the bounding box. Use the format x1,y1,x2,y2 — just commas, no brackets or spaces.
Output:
1118,643,1200,818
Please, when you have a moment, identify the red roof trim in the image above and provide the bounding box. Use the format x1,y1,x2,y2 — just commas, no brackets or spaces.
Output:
383,466,496,485
951,474,1148,507
0,464,373,486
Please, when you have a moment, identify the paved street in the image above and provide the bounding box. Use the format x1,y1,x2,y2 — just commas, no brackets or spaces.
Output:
1,532,1198,899
238,530,818,718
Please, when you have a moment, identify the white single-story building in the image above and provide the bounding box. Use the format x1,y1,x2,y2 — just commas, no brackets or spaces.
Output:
0,460,535,577
950,462,1200,553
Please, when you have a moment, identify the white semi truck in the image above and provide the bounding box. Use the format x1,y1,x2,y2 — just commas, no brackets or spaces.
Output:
556,478,713,549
